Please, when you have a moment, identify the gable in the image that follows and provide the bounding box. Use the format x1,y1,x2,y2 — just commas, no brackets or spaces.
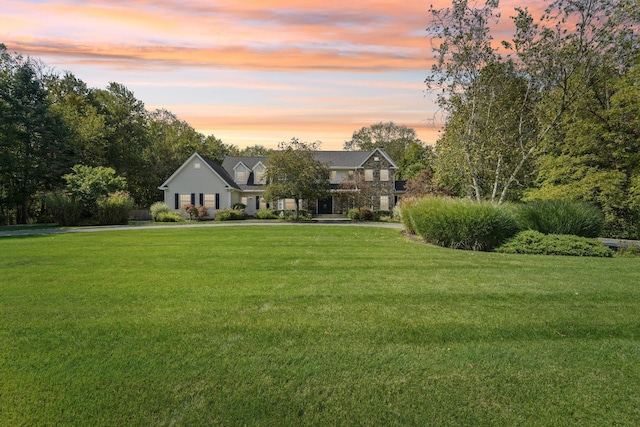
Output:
158,152,239,191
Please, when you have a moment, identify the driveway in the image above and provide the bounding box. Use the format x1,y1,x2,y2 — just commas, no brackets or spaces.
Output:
0,221,404,238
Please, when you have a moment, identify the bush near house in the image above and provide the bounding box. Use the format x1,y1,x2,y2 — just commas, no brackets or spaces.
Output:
405,197,519,251
150,202,170,221
155,212,185,222
496,230,613,257
348,208,374,221
515,199,604,237
256,209,278,219
214,209,246,221
274,209,311,221
94,191,135,225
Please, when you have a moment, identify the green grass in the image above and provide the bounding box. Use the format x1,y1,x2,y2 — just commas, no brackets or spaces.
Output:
1,225,639,426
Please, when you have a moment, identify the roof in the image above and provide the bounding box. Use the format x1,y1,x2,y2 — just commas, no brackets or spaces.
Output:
158,152,240,190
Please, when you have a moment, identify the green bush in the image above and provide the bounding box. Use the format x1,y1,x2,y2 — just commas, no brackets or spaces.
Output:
373,210,392,221
95,191,135,225
257,209,278,219
398,199,417,234
215,209,246,221
156,212,185,222
407,197,519,251
150,202,170,221
273,209,311,220
496,230,613,257
43,192,82,226
348,208,374,221
614,244,640,258
516,200,604,238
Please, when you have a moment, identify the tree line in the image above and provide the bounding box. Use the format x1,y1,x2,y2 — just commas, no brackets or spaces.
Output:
0,44,275,224
421,0,640,238
0,42,433,226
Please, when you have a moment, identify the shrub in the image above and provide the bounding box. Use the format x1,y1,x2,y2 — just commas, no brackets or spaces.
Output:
156,212,185,222
232,203,247,210
150,202,170,221
398,198,418,234
373,210,392,221
348,208,374,221
257,209,278,219
496,230,613,257
215,209,246,221
614,244,640,258
43,192,82,226
515,200,604,238
274,209,311,221
95,191,134,225
407,197,519,251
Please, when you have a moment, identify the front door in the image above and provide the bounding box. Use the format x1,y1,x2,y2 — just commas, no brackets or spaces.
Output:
318,197,333,214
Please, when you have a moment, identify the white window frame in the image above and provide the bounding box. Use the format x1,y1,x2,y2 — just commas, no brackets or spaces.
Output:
236,170,245,183
380,169,389,182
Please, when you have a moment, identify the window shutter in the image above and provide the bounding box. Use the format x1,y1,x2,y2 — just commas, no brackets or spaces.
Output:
174,193,179,209
199,193,204,206
256,197,260,210
215,193,220,210
190,193,195,205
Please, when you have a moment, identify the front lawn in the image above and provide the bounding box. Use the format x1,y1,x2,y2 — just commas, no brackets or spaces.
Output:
1,226,639,425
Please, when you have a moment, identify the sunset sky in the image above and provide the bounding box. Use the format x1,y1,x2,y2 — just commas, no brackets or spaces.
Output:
2,0,540,150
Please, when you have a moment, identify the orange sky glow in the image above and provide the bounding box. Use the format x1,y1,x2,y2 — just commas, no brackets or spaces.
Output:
2,0,546,150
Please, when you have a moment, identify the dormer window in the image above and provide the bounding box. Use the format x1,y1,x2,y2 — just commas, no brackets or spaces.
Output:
236,170,245,182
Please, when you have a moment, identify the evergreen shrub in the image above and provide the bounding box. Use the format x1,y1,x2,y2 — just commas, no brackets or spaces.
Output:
516,200,604,237
407,197,519,251
496,230,613,257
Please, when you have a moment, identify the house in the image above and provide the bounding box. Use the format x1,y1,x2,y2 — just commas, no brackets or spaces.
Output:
158,148,404,217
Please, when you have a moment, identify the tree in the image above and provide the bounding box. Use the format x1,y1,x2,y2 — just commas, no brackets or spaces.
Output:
427,0,639,203
264,138,330,220
396,142,435,181
89,82,149,204
0,47,74,224
344,122,422,164
525,60,640,237
238,145,273,156
63,164,127,218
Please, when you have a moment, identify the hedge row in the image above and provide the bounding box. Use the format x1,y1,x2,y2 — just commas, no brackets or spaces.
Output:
400,197,608,254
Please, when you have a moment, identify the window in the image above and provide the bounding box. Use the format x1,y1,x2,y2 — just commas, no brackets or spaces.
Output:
380,196,390,211
236,170,245,182
348,170,354,177
364,169,374,181
256,169,265,184
179,194,191,208
284,199,297,210
241,197,248,206
380,169,389,181
330,171,337,181
194,162,201,169
204,194,215,208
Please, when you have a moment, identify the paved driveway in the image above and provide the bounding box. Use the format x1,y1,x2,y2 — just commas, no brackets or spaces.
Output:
0,221,404,238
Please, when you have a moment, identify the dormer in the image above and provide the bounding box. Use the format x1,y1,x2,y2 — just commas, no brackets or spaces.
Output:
233,162,250,184
253,161,267,185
